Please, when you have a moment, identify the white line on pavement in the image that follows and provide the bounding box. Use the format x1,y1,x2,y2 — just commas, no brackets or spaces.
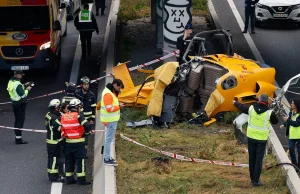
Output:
50,183,63,194
69,3,94,84
226,0,290,112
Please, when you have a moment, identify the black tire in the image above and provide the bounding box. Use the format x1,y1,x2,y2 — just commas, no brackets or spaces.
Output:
63,24,67,37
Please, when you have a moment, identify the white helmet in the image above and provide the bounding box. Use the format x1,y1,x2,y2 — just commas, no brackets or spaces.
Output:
69,98,82,108
49,99,61,108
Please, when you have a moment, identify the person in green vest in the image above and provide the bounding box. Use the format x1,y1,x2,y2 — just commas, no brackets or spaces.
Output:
74,3,99,59
233,94,278,187
7,70,33,144
280,99,300,168
100,79,125,166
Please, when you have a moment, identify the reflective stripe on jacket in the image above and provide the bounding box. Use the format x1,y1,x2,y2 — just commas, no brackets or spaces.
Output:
61,112,84,142
289,113,300,139
247,105,272,140
100,87,120,123
45,112,62,144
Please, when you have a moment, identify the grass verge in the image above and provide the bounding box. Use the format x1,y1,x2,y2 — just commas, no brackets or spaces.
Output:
115,107,288,194
119,0,209,24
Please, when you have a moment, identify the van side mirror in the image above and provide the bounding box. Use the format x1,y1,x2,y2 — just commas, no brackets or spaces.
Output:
53,20,61,31
60,3,66,9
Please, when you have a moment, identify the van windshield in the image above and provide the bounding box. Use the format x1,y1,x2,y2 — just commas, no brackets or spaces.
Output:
0,6,50,31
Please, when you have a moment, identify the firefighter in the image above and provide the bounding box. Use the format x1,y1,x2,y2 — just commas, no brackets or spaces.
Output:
75,76,96,123
74,3,99,59
74,76,96,157
45,99,64,182
61,82,77,114
101,79,125,166
233,94,278,186
7,70,32,144
176,23,193,65
61,98,91,185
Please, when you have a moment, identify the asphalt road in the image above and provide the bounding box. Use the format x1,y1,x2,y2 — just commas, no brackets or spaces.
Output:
0,18,77,194
0,3,109,193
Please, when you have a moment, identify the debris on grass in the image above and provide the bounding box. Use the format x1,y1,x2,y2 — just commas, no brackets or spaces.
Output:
116,107,288,194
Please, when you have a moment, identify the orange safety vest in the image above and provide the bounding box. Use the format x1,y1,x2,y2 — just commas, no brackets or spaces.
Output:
61,112,84,139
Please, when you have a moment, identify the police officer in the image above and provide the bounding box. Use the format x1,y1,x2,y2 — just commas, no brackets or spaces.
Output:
45,99,64,182
74,3,99,59
95,0,106,16
233,94,278,186
74,76,96,156
176,23,193,65
61,82,77,114
61,98,91,185
7,70,32,144
243,0,259,34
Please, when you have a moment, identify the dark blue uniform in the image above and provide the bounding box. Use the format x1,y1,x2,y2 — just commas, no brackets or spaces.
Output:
243,0,259,33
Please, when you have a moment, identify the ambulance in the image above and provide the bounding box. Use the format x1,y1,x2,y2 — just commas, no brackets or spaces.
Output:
0,0,77,72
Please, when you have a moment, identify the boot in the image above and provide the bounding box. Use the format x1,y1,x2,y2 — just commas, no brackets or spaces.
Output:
65,177,77,184
50,177,65,183
77,177,92,185
15,138,28,144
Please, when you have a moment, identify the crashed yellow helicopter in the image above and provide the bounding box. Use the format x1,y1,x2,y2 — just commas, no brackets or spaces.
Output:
112,29,277,126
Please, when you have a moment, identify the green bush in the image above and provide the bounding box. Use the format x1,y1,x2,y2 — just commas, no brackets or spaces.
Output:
119,0,151,24
193,0,208,11
119,0,208,24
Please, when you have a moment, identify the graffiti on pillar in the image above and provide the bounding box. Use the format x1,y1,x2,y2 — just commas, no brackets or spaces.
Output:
163,0,192,51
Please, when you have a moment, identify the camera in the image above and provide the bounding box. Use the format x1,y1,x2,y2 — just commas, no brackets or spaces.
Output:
25,81,35,87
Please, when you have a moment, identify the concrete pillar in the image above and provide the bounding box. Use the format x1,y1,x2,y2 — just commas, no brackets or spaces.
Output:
163,0,192,59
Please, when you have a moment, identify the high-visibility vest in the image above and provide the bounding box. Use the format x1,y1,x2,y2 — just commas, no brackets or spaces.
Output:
61,112,84,140
7,79,28,101
100,87,120,123
79,10,92,22
247,105,272,140
289,113,300,139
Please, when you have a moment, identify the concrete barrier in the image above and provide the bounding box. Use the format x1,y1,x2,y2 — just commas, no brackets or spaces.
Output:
92,0,120,193
268,128,300,194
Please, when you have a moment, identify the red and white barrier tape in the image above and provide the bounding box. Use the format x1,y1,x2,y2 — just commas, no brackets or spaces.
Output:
0,74,114,105
0,125,105,133
128,50,179,72
120,134,249,168
0,50,179,105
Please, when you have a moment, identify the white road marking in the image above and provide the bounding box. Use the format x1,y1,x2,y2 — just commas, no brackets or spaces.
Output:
50,183,63,194
226,0,290,113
